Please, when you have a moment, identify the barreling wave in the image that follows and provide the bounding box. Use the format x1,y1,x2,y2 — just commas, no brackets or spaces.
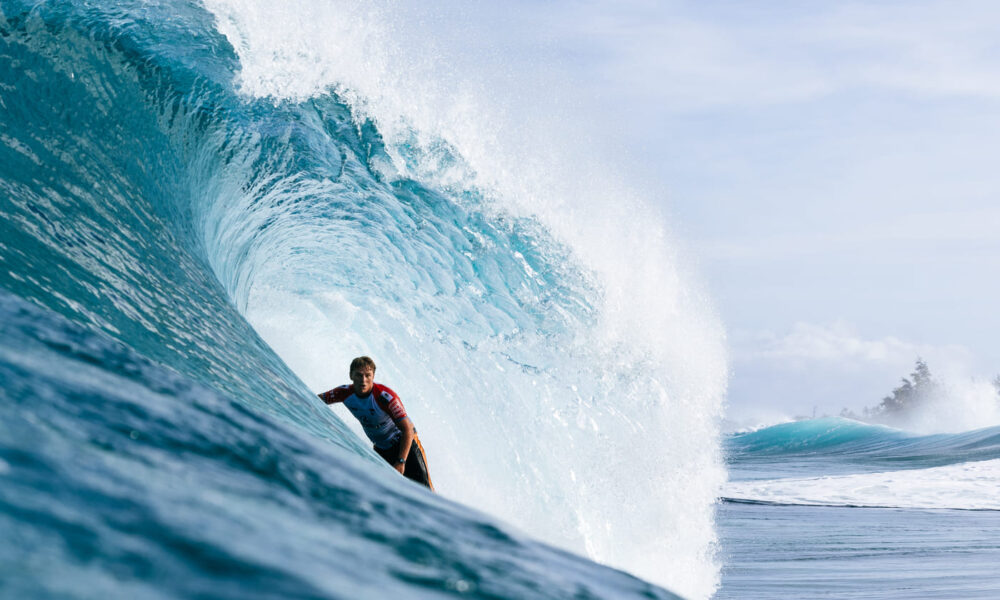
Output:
1,0,725,598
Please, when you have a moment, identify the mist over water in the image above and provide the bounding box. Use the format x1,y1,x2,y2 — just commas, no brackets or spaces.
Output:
203,1,728,596
889,378,1000,435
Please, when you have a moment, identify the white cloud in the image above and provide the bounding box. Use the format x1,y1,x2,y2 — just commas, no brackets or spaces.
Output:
737,320,973,367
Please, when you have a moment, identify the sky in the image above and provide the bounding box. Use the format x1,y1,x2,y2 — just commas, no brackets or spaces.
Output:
465,0,1000,426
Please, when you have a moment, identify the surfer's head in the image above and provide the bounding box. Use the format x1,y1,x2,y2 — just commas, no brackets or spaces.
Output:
349,356,376,396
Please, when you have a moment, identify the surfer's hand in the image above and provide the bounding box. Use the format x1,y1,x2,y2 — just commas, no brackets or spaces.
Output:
394,462,406,474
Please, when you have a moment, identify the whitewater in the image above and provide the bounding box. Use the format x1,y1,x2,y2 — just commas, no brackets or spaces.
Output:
0,1,727,599
726,458,1000,510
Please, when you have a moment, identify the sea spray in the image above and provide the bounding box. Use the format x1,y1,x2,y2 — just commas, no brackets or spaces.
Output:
203,1,729,597
888,377,1000,434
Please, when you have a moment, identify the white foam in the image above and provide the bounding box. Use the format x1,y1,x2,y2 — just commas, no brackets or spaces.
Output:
725,459,1000,510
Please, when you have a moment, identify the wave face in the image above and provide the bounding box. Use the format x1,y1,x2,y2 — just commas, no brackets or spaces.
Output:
728,418,910,456
725,418,1000,510
0,1,726,598
728,418,1000,467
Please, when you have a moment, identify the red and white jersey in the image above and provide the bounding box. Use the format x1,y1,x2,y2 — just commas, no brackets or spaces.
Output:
319,383,408,449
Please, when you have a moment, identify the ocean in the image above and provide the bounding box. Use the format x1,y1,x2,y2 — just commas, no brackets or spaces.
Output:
1,1,724,598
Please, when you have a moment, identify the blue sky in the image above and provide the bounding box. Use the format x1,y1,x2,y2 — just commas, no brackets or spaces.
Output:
487,0,1000,422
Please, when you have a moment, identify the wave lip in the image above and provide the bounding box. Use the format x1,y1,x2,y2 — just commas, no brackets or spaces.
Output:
724,458,1000,511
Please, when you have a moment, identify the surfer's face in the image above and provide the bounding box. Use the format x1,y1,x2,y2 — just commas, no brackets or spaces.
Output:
350,367,375,396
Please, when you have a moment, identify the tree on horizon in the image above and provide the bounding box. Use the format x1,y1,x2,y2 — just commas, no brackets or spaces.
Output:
864,358,938,421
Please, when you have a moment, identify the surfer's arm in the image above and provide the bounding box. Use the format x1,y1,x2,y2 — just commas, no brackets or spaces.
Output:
318,387,349,404
374,387,414,473
393,417,415,473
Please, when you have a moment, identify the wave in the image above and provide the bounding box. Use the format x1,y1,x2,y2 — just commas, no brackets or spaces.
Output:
727,418,908,454
0,1,724,597
1,289,679,599
726,417,1000,469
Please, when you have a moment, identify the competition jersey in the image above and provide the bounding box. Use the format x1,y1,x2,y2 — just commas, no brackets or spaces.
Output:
319,383,408,449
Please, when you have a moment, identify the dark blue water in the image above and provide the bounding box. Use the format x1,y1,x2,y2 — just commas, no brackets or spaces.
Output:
0,2,680,597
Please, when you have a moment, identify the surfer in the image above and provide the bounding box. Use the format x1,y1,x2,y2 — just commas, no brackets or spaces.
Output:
318,356,434,491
